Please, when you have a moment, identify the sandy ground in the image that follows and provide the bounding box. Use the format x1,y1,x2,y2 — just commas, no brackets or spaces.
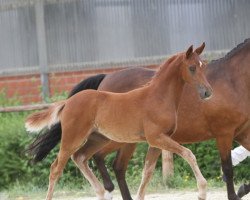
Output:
52,190,250,200
52,190,248,200
2,189,249,200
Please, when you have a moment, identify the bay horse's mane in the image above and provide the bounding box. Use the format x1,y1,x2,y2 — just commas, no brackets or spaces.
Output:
211,38,250,64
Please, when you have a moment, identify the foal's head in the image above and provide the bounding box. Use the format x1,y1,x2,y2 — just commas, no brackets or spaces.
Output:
181,43,212,100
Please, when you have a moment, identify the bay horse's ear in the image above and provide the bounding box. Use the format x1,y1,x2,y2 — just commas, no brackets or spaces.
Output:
195,42,205,55
186,45,193,59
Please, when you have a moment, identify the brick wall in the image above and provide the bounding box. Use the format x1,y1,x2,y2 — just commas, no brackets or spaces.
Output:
0,67,141,105
0,74,42,104
48,68,124,96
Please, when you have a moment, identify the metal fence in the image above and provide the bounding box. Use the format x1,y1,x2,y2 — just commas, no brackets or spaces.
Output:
0,0,250,97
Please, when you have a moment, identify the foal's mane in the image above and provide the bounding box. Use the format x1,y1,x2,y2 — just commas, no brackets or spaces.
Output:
147,53,183,85
211,38,250,64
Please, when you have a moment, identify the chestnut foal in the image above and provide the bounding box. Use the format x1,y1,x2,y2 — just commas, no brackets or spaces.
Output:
26,44,212,200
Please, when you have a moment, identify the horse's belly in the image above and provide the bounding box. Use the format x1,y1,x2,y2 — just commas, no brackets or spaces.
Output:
96,126,145,143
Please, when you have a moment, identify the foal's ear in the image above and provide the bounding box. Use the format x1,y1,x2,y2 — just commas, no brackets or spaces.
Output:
195,42,205,55
186,45,193,59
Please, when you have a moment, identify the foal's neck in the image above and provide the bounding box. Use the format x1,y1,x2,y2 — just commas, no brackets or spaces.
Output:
149,55,185,109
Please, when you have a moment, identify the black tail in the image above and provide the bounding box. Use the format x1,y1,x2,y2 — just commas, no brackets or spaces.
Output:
27,74,106,163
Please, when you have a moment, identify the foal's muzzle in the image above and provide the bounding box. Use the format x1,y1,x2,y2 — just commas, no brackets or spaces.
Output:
197,85,213,100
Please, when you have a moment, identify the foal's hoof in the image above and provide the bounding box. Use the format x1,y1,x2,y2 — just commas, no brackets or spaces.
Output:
104,190,113,200
237,184,250,198
198,193,206,200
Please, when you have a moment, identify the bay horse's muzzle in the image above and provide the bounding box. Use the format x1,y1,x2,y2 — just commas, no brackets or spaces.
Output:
197,84,213,100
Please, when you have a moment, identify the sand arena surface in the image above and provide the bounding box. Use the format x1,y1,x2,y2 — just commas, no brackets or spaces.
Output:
50,189,249,200
2,189,249,200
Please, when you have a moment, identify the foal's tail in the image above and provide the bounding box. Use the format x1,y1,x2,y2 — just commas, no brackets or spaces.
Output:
26,74,106,163
25,101,66,133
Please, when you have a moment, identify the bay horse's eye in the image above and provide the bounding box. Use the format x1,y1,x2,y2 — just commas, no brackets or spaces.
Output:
189,65,196,74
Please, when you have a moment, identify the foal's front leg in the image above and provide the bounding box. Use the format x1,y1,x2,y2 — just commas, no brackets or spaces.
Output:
136,147,161,200
145,131,207,200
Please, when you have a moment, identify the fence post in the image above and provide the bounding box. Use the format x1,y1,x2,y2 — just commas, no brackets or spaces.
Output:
162,150,174,181
35,0,49,101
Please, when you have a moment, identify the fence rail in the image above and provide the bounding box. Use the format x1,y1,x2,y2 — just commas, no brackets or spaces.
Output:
0,103,50,112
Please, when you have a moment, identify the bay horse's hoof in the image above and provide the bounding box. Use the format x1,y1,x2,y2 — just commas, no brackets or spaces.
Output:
104,183,115,192
228,194,242,200
237,184,250,198
198,197,205,200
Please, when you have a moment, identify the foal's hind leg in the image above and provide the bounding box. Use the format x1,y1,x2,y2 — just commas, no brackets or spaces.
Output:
72,133,113,200
46,139,86,200
46,122,93,200
145,131,207,200
46,150,71,200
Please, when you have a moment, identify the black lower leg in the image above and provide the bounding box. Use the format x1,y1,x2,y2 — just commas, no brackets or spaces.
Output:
237,183,250,198
221,154,241,200
93,155,115,192
113,151,133,200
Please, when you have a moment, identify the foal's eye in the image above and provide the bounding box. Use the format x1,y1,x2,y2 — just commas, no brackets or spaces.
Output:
189,65,196,74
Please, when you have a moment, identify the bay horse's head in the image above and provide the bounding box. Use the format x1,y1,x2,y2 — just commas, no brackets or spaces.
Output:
181,42,212,100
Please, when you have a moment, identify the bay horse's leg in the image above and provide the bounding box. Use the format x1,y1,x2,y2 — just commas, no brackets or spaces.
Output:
71,133,113,200
234,135,250,198
237,184,250,198
216,137,241,200
93,154,115,192
93,142,124,192
136,147,161,200
145,132,207,200
112,143,137,200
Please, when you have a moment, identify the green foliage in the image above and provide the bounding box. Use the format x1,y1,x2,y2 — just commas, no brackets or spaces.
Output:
46,91,68,103
0,89,21,106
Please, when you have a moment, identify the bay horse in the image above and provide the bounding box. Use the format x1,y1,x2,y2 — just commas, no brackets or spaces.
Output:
25,44,212,200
